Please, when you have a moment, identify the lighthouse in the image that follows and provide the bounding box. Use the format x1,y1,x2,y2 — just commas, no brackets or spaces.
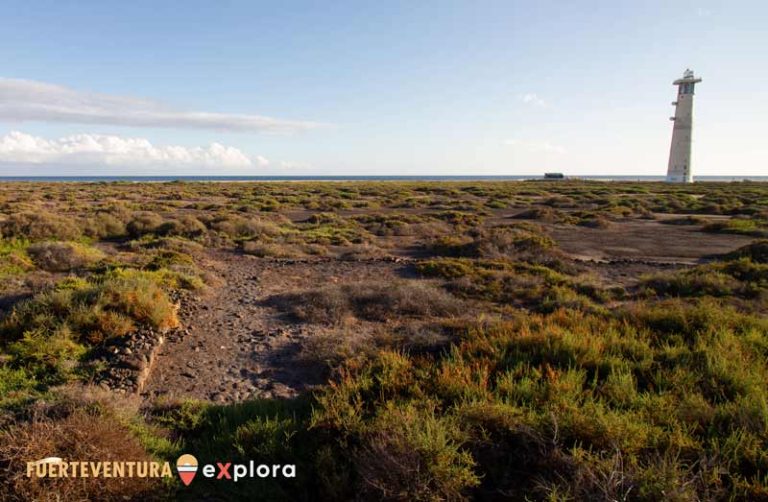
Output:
666,69,702,183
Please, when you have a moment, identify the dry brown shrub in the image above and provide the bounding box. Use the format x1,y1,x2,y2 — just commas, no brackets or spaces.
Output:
471,225,557,259
338,243,390,261
274,280,464,325
1,211,82,241
300,326,373,368
578,215,613,229
209,215,282,238
0,409,161,501
85,212,127,239
513,206,571,223
27,241,105,272
126,211,164,237
158,215,207,238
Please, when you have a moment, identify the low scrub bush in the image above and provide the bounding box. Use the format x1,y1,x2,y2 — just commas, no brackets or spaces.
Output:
27,241,105,272
84,212,127,239
352,405,479,499
208,214,283,239
724,240,768,264
355,213,450,237
641,257,768,300
513,206,575,224
157,214,207,238
0,211,81,241
428,224,559,266
471,225,557,259
577,214,613,228
126,211,164,237
294,214,367,246
129,236,204,256
703,218,768,237
309,306,768,499
0,269,180,382
418,258,605,313
433,210,485,227
0,238,34,281
271,280,464,325
660,215,706,226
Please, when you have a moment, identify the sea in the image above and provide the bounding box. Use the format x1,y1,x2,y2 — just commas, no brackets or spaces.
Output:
0,175,766,183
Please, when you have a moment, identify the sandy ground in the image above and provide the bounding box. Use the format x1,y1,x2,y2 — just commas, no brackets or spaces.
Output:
544,219,753,263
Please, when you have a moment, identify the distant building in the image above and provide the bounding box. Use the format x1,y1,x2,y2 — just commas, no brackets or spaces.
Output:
544,172,565,180
666,69,702,183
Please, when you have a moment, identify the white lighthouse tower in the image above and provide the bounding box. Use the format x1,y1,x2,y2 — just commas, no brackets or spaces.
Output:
666,69,702,183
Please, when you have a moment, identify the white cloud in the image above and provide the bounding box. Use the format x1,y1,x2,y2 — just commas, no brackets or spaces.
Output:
0,131,259,169
504,138,565,154
518,93,548,108
0,78,322,133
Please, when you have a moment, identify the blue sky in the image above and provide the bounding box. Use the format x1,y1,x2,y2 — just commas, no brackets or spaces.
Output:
0,0,765,175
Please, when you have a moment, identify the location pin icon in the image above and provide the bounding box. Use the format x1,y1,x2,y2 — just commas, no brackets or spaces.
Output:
176,454,198,486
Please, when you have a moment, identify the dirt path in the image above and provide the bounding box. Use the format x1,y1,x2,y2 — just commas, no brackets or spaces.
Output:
142,251,403,404
142,252,319,403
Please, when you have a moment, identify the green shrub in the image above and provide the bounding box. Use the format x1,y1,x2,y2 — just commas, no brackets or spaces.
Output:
0,238,33,280
641,258,768,299
7,326,86,382
353,405,479,500
641,269,741,298
309,306,768,499
703,218,767,237
1,270,179,346
98,270,180,331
